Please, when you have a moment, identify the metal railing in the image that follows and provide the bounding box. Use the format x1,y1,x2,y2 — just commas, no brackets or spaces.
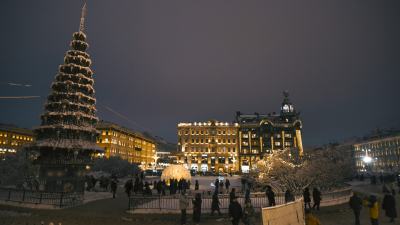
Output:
129,183,352,211
0,187,84,208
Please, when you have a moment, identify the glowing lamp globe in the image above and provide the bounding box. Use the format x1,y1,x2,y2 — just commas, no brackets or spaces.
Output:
363,156,372,163
161,165,191,186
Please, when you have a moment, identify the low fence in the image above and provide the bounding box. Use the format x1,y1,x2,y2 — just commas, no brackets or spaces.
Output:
129,183,352,212
261,199,304,225
0,187,84,208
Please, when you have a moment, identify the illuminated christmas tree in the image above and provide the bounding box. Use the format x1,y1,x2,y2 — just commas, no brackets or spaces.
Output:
24,4,105,192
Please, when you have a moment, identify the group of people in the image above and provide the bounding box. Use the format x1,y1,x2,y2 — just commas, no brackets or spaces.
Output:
214,178,230,193
124,178,154,197
350,190,397,225
179,188,256,225
169,178,190,194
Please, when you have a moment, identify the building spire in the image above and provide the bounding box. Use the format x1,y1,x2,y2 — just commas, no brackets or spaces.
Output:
79,3,87,33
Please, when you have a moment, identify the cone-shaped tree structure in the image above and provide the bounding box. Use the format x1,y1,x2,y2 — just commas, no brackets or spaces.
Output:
24,5,104,192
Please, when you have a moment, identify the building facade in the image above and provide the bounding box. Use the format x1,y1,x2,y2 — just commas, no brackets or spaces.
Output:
353,130,400,173
0,124,35,154
235,91,303,172
177,120,239,172
96,122,156,168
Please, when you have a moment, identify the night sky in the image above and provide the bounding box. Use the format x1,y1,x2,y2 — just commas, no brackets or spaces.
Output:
1,1,399,146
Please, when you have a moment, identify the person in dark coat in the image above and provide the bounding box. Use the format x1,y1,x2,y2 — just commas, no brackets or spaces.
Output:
303,187,311,209
153,180,157,189
312,188,321,210
241,178,246,190
178,179,183,193
245,189,251,204
124,179,133,197
265,186,275,206
192,193,202,225
195,180,199,190
182,179,187,192
110,179,117,198
382,191,397,222
285,189,291,203
229,188,236,204
90,176,96,191
211,191,222,216
349,192,363,225
144,186,152,196
229,196,243,225
215,179,219,190
225,179,230,190
157,181,162,194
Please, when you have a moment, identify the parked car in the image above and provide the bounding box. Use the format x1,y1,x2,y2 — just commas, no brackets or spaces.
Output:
204,171,213,176
218,172,229,176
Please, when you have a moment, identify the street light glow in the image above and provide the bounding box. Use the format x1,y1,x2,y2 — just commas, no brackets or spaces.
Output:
363,156,372,163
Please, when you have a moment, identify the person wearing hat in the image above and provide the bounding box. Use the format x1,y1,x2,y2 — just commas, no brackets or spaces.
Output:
349,192,363,225
364,195,379,225
229,196,243,225
179,192,189,225
382,190,397,223
242,199,255,225
305,209,321,225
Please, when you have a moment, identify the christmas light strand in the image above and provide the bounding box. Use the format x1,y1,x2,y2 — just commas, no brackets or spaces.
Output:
0,95,44,99
0,82,33,87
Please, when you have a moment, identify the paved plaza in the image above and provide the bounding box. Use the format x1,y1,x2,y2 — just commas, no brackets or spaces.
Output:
0,177,399,225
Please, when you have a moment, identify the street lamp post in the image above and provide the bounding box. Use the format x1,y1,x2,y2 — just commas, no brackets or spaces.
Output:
152,155,160,170
232,158,237,173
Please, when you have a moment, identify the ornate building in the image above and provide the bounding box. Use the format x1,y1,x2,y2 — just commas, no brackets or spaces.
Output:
353,129,400,172
96,121,156,167
0,124,35,154
176,120,239,172
235,91,303,172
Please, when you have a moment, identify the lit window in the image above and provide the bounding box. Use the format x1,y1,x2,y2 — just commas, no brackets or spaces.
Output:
285,134,291,138
275,142,281,146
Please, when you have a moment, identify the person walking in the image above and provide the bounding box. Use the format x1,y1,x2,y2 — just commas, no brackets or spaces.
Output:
157,181,162,194
305,209,321,225
219,181,224,194
144,185,152,196
241,178,246,190
349,192,363,225
110,179,117,198
192,193,202,225
390,182,396,196
312,188,321,211
124,179,133,197
211,191,222,216
364,195,379,225
178,179,183,194
265,186,275,206
195,180,199,190
303,187,311,209
229,196,243,225
285,189,291,203
243,199,255,225
153,180,157,190
225,179,230,190
215,179,219,190
245,189,251,204
179,192,189,225
397,177,400,194
229,188,236,204
382,191,397,223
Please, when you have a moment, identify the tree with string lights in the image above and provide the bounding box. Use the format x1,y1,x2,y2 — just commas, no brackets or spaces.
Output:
254,146,355,193
24,4,105,193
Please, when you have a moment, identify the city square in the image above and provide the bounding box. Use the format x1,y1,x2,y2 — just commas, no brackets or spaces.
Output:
0,1,400,225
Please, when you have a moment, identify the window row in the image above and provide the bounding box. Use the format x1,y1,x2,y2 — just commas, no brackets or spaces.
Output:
179,130,237,135
184,147,236,153
185,138,237,144
356,139,400,150
0,148,15,152
242,133,292,139
0,133,33,141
